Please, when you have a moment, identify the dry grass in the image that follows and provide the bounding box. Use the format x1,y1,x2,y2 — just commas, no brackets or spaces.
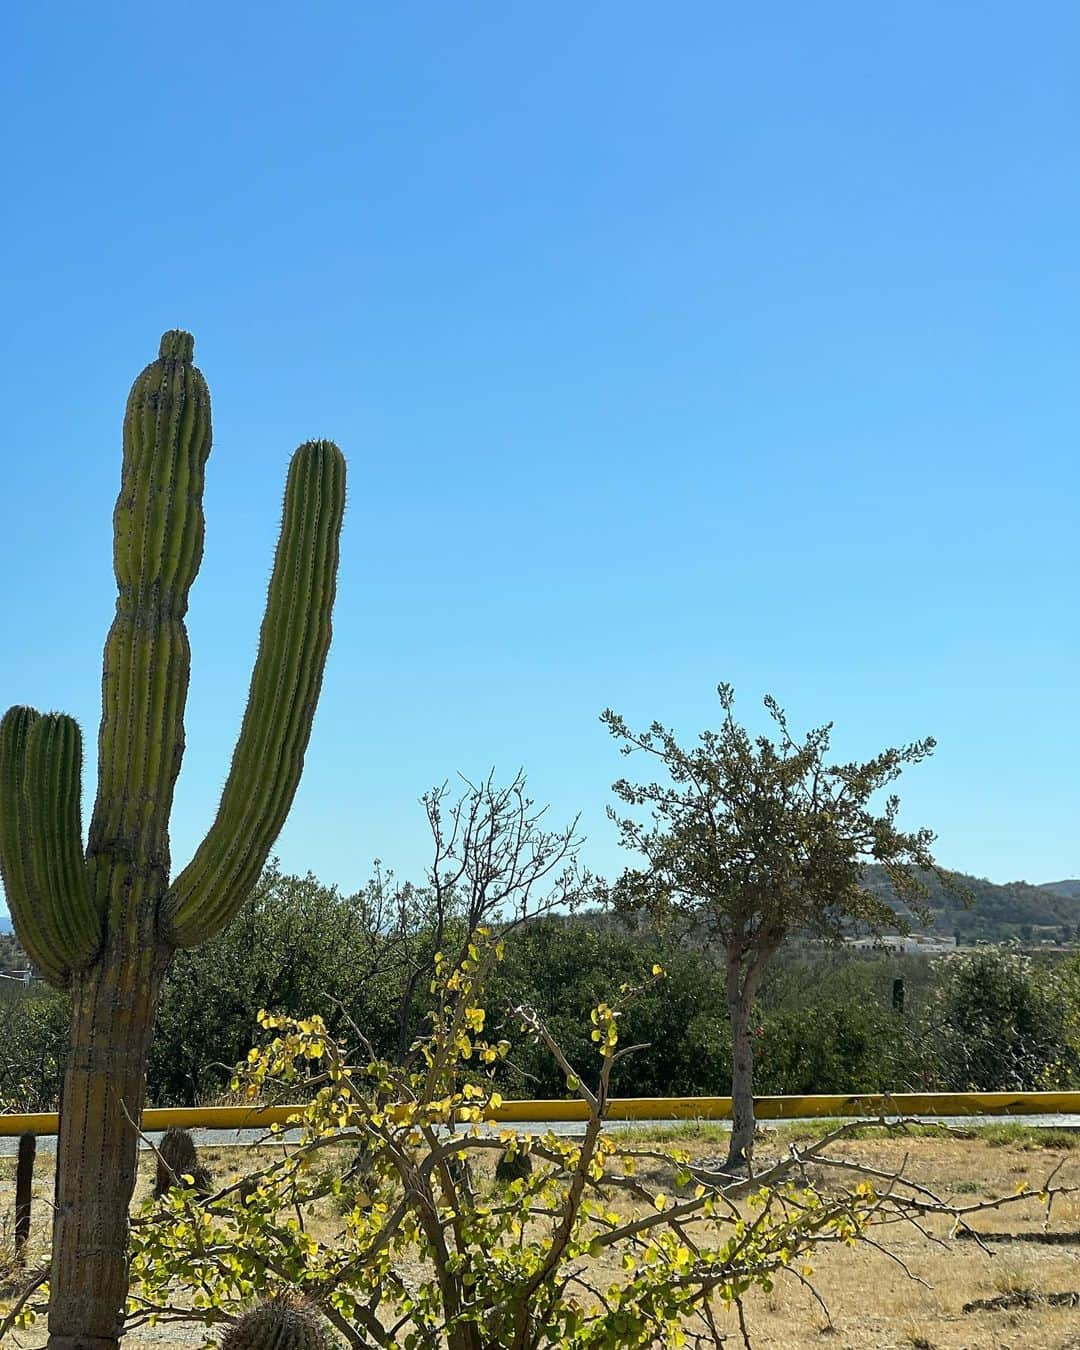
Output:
3,1128,1080,1347
717,1133,1080,1349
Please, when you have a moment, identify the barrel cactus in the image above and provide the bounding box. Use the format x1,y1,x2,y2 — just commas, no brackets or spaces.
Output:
154,1126,211,1198
495,1145,533,1185
220,1295,334,1350
0,332,346,1349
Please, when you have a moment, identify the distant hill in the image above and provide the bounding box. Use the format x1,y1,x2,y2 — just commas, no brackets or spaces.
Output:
0,878,1075,946
1039,880,1080,901
860,867,1080,942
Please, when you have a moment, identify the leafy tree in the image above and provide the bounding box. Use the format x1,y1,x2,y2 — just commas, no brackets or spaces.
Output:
602,683,944,1168
489,917,733,1098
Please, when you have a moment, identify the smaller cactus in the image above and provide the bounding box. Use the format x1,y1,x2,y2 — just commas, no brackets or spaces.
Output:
333,1140,379,1216
495,1146,533,1185
342,1139,377,1186
220,1294,333,1350
444,1151,473,1194
154,1127,211,1198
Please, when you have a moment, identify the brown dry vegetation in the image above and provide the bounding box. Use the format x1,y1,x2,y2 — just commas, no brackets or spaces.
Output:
3,1128,1080,1348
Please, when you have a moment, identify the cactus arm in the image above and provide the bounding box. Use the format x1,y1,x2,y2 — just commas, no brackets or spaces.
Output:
0,706,68,986
22,713,103,970
86,331,211,919
162,439,346,948
0,708,77,987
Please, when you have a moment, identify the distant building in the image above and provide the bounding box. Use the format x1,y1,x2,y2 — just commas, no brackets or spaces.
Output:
844,933,957,955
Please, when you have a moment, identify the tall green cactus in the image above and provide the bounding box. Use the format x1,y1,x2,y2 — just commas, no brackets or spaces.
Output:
0,332,346,1350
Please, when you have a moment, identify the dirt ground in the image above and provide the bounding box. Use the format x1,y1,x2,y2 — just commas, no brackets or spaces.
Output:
3,1128,1080,1348
724,1132,1080,1349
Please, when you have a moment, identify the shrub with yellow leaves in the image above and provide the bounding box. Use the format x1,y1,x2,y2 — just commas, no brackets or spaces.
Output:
11,930,1038,1350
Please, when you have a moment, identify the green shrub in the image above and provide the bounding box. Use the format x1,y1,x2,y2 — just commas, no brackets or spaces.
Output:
925,951,1080,1091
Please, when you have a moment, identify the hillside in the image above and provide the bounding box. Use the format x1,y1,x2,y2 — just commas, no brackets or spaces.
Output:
2,873,1078,947
1040,879,1080,901
861,866,1080,941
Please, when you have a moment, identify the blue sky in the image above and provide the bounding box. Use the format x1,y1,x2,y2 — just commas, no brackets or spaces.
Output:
1,2,1077,917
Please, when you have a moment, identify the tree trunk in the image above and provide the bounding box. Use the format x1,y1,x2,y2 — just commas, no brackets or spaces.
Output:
47,943,170,1350
725,971,758,1172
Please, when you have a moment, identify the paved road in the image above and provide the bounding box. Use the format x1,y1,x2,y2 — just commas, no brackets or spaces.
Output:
4,1113,1079,1156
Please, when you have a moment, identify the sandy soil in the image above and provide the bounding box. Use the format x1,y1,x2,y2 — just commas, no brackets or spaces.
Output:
3,1131,1080,1348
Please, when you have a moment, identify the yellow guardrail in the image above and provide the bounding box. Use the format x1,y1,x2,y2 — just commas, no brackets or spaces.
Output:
1,1091,1079,1137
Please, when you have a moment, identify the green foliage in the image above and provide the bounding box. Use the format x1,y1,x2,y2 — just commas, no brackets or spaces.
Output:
753,953,931,1095
924,950,1080,1091
7,895,1080,1111
120,934,886,1350
601,684,946,1163
149,762,584,1110
488,918,733,1098
0,983,69,1111
602,684,942,953
149,865,413,1106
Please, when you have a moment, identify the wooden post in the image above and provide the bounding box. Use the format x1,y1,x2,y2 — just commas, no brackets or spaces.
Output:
14,1130,36,1264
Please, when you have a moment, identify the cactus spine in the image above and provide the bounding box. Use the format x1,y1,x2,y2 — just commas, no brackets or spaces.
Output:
220,1296,335,1350
0,332,346,1349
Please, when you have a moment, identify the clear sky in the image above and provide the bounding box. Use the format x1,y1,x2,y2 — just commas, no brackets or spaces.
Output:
1,2,1077,919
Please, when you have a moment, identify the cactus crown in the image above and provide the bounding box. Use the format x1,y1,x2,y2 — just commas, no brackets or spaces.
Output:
158,329,194,361
0,332,346,985
220,1295,334,1350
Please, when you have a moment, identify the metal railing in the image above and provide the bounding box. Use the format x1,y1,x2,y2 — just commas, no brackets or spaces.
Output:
2,1090,1079,1137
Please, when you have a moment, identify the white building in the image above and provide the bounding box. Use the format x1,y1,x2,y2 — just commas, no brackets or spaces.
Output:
845,933,957,955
